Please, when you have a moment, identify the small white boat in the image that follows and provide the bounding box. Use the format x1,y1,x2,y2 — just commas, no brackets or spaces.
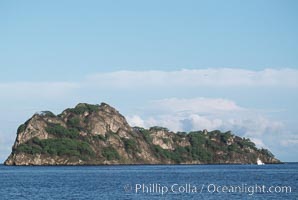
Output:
257,158,265,165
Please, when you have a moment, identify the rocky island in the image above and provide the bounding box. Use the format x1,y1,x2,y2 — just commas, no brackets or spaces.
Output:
5,103,280,165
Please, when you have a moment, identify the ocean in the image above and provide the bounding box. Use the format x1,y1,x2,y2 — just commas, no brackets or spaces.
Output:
0,163,297,200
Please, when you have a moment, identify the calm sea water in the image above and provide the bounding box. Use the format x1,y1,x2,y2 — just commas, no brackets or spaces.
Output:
0,163,297,200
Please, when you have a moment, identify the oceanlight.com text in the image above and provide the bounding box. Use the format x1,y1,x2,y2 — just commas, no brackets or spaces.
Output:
124,183,292,196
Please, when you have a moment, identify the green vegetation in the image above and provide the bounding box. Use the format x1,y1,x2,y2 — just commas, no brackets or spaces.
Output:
260,148,274,157
138,128,152,143
187,132,212,162
153,145,189,163
67,103,100,115
45,123,80,139
41,111,56,118
67,117,81,130
15,137,94,160
123,138,139,154
220,131,232,143
228,143,238,152
239,138,257,150
162,138,170,144
149,130,262,163
15,119,96,161
16,142,42,154
17,124,26,134
137,126,189,163
102,147,120,160
92,135,107,141
149,126,169,132
172,132,186,143
189,131,206,146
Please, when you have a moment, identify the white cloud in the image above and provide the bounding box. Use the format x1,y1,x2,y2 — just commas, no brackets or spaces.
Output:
127,98,242,133
129,112,283,138
186,114,223,131
280,139,298,146
228,116,284,137
87,68,298,88
146,116,183,132
151,97,243,114
146,98,283,135
126,115,145,127
0,82,79,99
280,134,298,147
1,68,297,101
250,138,268,149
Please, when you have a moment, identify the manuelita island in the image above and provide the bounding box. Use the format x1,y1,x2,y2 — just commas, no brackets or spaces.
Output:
5,103,280,165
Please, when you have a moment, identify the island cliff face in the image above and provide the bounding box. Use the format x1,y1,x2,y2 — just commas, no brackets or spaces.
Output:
5,103,280,165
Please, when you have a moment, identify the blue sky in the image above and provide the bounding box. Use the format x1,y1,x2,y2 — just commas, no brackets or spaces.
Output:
0,1,297,162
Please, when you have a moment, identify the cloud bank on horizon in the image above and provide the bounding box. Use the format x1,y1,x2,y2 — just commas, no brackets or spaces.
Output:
88,68,298,88
0,68,297,162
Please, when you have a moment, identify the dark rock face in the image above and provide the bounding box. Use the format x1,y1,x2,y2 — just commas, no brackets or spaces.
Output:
5,103,280,165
